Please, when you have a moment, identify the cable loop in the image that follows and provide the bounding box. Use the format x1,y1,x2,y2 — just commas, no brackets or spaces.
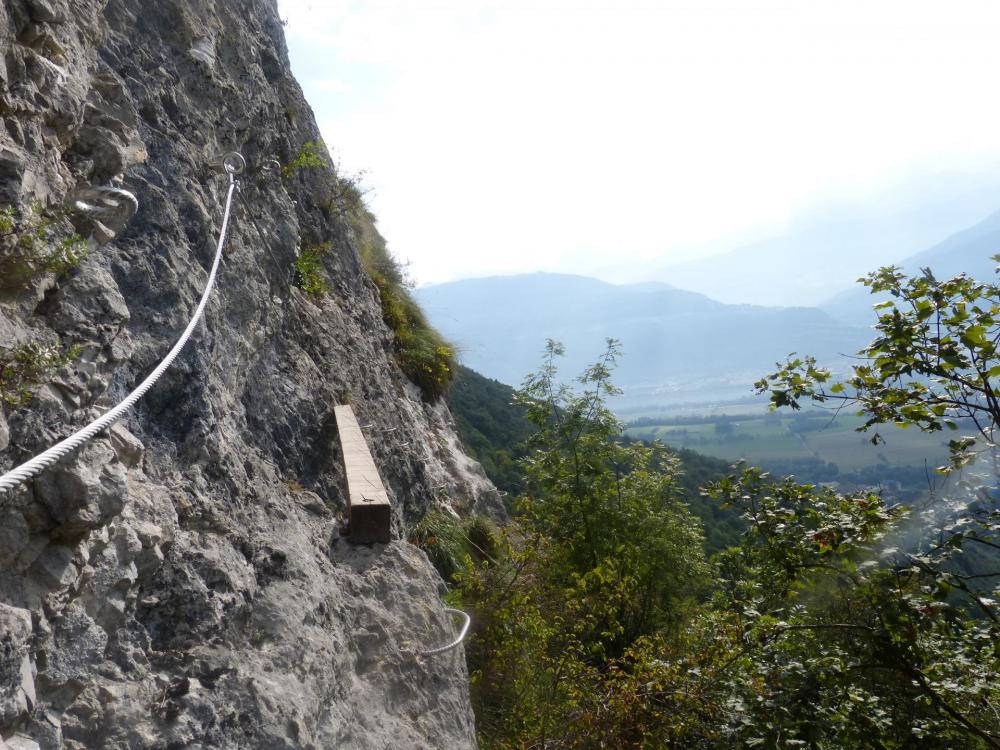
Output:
222,152,246,175
259,157,281,174
67,186,138,229
417,607,471,657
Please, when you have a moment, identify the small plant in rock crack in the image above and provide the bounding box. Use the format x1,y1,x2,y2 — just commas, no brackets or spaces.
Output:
0,342,82,407
409,507,500,583
0,204,88,290
281,141,329,178
293,242,332,297
318,170,372,219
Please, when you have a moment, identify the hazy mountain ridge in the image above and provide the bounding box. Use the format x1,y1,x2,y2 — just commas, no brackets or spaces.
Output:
640,186,1000,308
416,273,870,408
822,208,1000,325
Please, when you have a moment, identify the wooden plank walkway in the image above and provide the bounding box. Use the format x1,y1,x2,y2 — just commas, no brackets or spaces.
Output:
334,405,392,544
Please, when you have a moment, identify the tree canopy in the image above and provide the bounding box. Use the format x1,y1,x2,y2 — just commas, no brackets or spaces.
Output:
437,261,1000,748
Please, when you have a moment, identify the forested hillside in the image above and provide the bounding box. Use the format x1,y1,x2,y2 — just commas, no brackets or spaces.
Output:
447,366,534,496
431,261,1000,748
448,364,745,554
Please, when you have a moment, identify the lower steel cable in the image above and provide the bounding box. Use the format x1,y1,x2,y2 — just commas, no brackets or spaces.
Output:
0,161,241,494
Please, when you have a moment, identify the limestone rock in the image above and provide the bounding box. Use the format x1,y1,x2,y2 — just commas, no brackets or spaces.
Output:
0,604,33,731
0,0,495,746
106,425,142,469
6,736,42,750
31,442,127,538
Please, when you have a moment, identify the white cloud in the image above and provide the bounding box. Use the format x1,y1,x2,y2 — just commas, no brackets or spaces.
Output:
278,0,1000,285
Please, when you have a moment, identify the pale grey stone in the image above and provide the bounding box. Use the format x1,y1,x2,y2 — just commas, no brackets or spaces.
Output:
107,424,142,468
0,0,499,745
28,545,77,590
0,604,32,729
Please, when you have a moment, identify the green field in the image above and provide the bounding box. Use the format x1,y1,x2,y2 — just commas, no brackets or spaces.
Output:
625,412,953,473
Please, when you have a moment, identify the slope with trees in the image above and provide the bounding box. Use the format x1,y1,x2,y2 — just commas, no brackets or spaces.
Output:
437,259,1000,748
447,363,743,552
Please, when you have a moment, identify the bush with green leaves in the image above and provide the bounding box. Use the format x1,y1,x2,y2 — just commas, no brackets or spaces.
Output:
319,172,371,219
756,262,1000,474
679,462,999,749
0,204,88,290
281,140,329,178
451,268,1000,748
453,341,710,747
705,261,1000,748
293,242,332,297
1,343,81,407
516,340,710,647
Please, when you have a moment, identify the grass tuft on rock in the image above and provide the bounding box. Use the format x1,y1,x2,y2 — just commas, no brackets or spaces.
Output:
294,242,332,297
354,212,455,401
409,507,499,583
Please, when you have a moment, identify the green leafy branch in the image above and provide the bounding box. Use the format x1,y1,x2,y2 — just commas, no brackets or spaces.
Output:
755,263,1000,473
0,342,81,407
281,141,329,178
293,242,332,297
0,204,88,291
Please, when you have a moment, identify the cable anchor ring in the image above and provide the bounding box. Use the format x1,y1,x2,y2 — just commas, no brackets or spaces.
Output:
259,157,281,174
222,152,246,175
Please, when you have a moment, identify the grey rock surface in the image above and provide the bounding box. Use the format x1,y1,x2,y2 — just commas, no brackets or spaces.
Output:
0,0,499,746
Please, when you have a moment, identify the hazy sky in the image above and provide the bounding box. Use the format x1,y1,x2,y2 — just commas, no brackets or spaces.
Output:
277,0,1000,286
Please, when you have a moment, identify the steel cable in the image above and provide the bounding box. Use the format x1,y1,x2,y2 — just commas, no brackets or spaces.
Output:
417,607,471,657
0,159,241,493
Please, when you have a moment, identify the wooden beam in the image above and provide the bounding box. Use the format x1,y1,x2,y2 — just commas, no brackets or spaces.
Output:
334,405,392,544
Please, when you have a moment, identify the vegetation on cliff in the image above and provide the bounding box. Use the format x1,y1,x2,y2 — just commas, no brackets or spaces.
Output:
0,204,88,290
351,209,455,400
447,362,744,552
439,261,1000,748
280,138,456,401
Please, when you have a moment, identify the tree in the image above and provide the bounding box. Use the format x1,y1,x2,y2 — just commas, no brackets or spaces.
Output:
756,263,1000,474
454,265,1000,747
700,465,1000,748
516,339,709,651
454,340,709,747
733,262,1000,747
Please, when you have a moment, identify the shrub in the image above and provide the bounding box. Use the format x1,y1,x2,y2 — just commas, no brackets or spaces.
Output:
0,204,88,290
0,343,81,407
281,141,329,178
319,171,371,219
293,242,332,297
354,215,456,400
409,507,498,582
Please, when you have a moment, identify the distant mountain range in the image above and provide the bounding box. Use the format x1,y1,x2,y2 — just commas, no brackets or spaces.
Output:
650,196,1000,308
822,208,1000,325
416,273,870,410
419,202,1000,411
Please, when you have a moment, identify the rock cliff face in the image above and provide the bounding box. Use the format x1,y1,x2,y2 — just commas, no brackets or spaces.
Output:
0,1,497,747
